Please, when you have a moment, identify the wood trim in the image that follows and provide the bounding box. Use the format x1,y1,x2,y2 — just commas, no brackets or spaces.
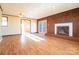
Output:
2,34,21,37
30,20,31,33
2,14,19,17
0,5,3,12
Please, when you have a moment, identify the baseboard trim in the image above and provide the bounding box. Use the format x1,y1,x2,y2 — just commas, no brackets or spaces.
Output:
2,34,21,37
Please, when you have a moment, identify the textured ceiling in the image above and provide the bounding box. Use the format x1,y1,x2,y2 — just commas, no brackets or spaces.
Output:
0,3,79,19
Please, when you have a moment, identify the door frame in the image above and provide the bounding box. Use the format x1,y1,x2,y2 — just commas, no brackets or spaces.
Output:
21,19,31,34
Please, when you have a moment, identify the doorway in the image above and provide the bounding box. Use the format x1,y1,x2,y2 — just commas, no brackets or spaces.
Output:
21,19,37,34
21,19,31,34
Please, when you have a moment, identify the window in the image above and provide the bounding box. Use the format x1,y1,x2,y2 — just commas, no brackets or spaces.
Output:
2,17,8,27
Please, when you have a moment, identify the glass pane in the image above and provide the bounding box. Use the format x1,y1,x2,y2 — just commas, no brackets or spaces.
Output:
2,17,8,26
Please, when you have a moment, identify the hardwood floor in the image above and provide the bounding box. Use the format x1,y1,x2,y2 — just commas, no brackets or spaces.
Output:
0,34,79,55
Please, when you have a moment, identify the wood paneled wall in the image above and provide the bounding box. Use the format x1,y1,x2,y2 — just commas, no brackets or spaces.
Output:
37,8,79,38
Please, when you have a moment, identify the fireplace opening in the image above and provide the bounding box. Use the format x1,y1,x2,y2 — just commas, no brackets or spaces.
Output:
57,26,69,36
55,23,73,37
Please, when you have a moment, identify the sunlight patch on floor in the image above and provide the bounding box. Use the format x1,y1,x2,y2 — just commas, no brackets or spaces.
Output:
0,36,3,42
20,34,28,46
21,32,45,42
25,32,45,42
20,32,45,47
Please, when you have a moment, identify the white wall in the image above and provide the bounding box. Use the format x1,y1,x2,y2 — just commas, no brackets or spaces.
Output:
2,15,21,35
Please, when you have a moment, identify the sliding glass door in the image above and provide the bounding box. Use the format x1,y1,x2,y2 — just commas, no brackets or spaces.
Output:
38,20,47,34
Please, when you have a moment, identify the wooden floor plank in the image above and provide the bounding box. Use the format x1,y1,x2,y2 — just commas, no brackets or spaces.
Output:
0,34,79,55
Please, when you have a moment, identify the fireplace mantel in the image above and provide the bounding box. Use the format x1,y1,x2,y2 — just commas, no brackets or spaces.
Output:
54,22,73,37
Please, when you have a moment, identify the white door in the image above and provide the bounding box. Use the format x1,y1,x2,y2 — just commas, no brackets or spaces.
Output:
38,20,47,34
